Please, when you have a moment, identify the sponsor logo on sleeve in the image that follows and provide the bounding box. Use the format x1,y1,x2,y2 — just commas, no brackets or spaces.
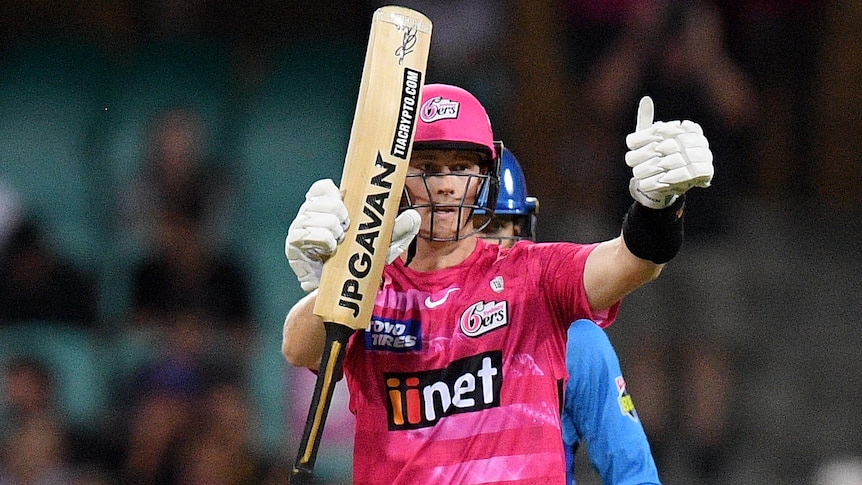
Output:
616,376,639,422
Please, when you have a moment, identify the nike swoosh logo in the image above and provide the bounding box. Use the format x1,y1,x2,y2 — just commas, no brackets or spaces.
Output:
425,288,460,308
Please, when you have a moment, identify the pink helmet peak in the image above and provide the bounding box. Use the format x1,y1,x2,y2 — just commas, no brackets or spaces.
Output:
414,84,496,160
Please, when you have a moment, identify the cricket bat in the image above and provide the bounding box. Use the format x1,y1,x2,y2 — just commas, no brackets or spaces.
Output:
291,6,431,484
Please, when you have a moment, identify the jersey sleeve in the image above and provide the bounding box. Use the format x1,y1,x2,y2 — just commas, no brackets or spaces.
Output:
562,319,661,485
525,242,621,329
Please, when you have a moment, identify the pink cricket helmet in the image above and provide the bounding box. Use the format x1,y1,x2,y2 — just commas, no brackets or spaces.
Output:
413,84,497,160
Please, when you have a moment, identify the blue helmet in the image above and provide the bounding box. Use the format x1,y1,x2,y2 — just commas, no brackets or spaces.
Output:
478,147,538,243
497,148,537,216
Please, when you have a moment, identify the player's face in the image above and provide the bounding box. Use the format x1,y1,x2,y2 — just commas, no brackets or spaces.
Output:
406,149,486,241
478,216,518,248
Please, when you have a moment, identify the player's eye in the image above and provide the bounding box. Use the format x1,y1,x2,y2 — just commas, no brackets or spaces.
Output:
419,162,439,174
407,162,434,174
409,160,478,175
450,163,473,173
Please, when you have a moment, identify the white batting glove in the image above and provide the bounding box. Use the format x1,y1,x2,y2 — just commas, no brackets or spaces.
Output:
625,96,714,209
285,179,421,292
286,179,350,292
387,209,421,264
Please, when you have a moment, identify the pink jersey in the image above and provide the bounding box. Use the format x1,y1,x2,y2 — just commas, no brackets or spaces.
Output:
343,238,619,484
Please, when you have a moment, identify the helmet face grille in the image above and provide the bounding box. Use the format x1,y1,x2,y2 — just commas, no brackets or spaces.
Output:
403,172,497,242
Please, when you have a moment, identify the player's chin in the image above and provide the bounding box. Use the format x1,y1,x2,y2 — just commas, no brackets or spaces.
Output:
431,225,480,242
420,226,457,241
421,222,460,241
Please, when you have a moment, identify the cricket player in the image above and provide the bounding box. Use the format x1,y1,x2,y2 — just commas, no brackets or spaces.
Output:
283,84,712,483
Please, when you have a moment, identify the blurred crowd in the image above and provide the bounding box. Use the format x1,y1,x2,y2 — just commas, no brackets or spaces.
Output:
1,1,860,484
1,107,288,483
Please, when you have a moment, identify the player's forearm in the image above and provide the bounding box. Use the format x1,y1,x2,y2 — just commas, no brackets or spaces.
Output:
618,235,665,282
584,237,663,311
282,291,326,370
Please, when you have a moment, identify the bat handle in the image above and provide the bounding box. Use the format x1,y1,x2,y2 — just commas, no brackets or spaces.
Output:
290,321,356,485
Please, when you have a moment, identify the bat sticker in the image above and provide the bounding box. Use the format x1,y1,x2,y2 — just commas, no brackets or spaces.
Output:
391,68,422,159
338,155,398,317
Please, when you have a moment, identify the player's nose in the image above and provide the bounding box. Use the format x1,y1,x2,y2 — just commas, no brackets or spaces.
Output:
429,171,460,195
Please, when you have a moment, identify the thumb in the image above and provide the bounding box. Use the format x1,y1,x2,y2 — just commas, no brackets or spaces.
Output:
387,209,421,264
635,96,654,132
306,178,341,199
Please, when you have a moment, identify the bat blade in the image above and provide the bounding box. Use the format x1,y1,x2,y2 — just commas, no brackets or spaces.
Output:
291,7,431,484
312,5,432,330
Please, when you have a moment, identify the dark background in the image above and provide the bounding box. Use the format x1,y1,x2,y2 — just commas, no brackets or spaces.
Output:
0,1,860,484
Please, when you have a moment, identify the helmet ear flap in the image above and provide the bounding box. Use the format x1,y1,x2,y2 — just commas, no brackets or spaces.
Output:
525,196,539,241
477,140,503,213
471,141,502,236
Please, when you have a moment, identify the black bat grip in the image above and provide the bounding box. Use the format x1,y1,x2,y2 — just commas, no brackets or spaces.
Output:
290,321,356,485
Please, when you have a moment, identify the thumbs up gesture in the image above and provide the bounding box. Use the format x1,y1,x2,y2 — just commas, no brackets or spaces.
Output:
624,96,714,209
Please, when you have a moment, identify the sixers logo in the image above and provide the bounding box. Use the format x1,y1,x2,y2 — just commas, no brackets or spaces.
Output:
459,301,508,337
420,96,459,123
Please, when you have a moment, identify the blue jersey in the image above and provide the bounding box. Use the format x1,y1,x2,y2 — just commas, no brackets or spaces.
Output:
562,319,661,485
